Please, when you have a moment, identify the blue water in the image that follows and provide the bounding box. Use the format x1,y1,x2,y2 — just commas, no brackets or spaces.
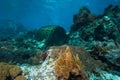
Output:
0,0,120,31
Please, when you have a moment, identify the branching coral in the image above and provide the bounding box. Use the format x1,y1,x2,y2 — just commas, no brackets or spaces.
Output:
54,46,84,79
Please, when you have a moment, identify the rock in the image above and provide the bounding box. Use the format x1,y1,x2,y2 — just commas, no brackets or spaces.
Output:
69,15,120,42
0,20,26,41
73,6,96,25
90,40,120,70
69,5,120,42
21,45,107,80
104,5,120,18
105,48,120,67
0,38,45,64
35,25,67,46
71,6,96,33
21,57,57,80
90,71,120,80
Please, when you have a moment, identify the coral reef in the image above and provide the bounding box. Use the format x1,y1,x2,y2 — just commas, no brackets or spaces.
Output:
0,4,120,80
0,62,26,80
69,5,120,42
49,45,108,79
15,76,27,80
9,66,21,78
69,6,120,75
89,71,120,80
71,6,96,33
21,54,57,80
90,40,120,68
104,5,120,18
35,25,67,46
31,51,44,64
0,20,26,41
20,45,118,80
73,6,96,25
0,37,45,64
0,25,67,64
54,46,85,79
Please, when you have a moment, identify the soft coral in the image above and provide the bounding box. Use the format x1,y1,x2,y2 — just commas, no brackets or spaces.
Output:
54,46,85,79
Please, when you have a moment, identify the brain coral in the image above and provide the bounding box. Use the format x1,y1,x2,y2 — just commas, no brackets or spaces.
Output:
9,66,22,78
0,62,25,80
15,75,26,80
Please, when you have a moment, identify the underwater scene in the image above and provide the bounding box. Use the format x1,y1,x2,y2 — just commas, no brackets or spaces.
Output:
0,0,120,80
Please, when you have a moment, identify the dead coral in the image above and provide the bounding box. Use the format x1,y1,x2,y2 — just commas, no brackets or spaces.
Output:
54,46,84,79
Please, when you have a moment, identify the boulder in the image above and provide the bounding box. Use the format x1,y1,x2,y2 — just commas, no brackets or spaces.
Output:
35,25,67,46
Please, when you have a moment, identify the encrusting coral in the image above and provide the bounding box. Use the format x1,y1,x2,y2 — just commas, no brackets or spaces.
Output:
54,46,84,79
